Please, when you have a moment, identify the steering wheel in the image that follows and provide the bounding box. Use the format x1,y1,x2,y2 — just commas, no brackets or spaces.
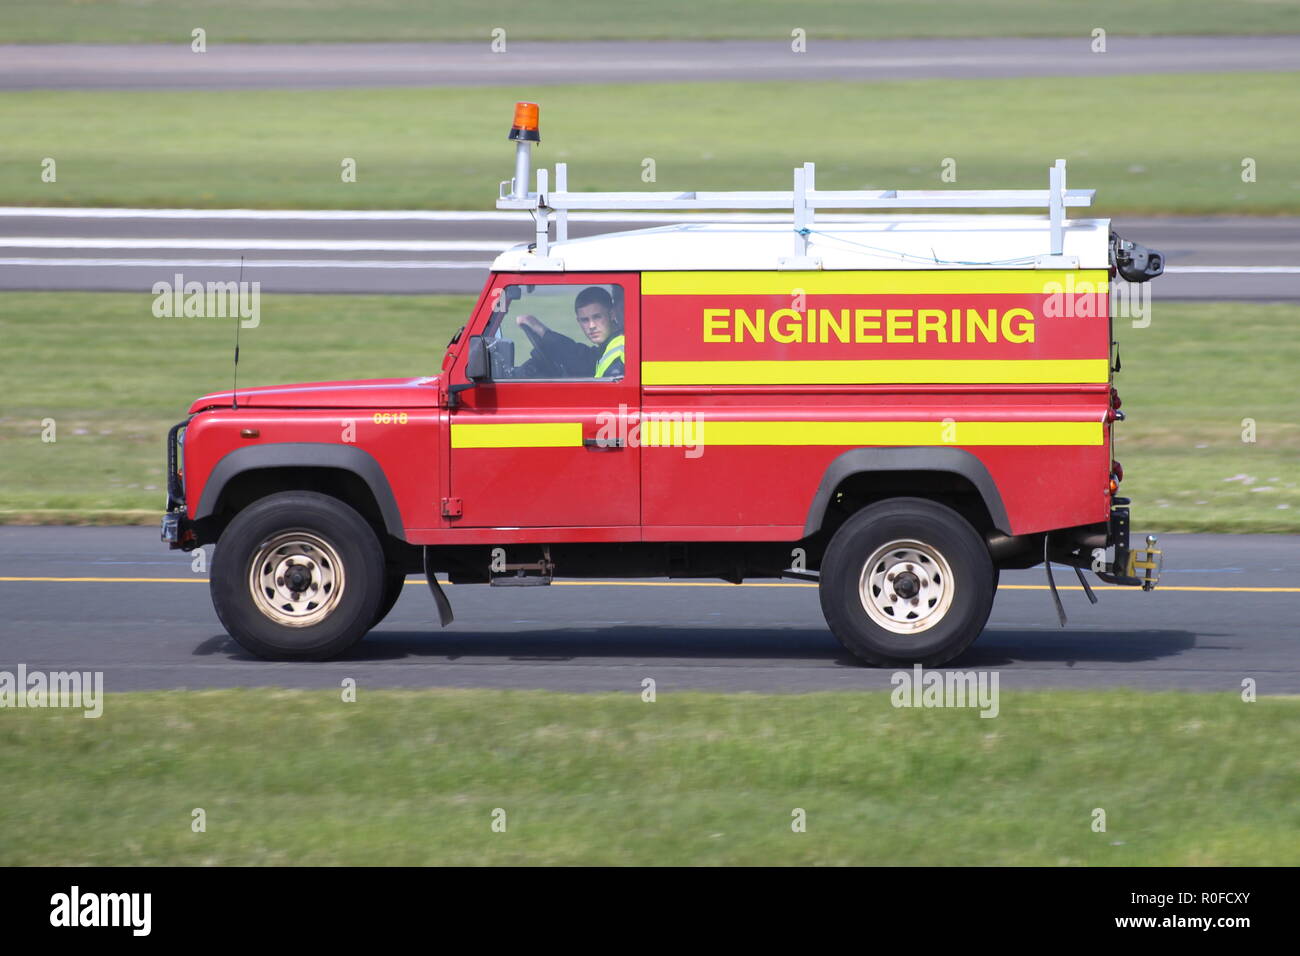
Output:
521,323,564,378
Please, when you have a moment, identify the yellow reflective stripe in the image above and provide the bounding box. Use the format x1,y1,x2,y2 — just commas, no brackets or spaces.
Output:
450,422,582,448
642,270,1109,296
642,358,1109,385
595,335,626,377
640,417,705,446
645,420,1103,447
451,419,1100,449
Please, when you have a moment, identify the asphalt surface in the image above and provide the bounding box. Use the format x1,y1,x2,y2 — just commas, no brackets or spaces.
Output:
1,528,1296,693
4,36,1300,90
2,209,1297,298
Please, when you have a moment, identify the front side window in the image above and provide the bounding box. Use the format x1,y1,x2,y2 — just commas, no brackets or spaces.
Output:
481,283,626,382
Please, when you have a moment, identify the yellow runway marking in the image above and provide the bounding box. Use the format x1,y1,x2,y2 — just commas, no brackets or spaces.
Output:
0,576,207,583
1,577,1296,593
554,582,1299,593
997,584,1298,593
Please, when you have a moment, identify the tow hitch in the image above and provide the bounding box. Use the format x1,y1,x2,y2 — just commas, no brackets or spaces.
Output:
1100,534,1163,590
1096,504,1163,590
1043,505,1162,625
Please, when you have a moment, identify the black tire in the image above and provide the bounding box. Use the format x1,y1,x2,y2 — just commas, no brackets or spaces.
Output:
371,567,407,628
210,491,386,660
819,497,995,667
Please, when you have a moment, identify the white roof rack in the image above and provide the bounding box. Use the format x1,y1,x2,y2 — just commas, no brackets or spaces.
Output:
496,159,1094,268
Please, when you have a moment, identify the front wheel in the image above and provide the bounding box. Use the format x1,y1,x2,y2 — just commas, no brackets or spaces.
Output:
371,566,407,628
819,498,995,667
210,491,386,660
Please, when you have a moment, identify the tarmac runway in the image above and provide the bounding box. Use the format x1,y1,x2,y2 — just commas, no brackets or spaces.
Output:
4,35,1295,297
2,209,1297,298
4,36,1299,90
2,527,1296,694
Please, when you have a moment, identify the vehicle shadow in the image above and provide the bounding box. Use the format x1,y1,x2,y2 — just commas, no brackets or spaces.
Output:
957,627,1201,666
195,624,1201,668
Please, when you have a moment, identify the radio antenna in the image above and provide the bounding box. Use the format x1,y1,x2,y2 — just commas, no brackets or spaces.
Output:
232,256,243,409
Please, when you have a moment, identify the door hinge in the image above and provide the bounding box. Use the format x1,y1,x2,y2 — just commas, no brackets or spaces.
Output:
441,497,463,518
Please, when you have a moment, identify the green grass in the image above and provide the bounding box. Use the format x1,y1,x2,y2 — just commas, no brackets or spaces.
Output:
4,0,1299,43
0,688,1295,865
1116,301,1300,532
1,292,1296,531
4,73,1299,214
0,292,460,521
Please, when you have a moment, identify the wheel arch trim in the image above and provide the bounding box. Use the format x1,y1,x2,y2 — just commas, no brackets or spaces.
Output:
194,443,406,538
802,447,1011,537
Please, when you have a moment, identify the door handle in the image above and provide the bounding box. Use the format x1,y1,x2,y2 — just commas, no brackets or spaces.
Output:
583,437,625,449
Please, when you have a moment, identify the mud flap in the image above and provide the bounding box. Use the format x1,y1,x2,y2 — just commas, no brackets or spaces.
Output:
1044,536,1067,627
422,548,455,627
1074,565,1099,604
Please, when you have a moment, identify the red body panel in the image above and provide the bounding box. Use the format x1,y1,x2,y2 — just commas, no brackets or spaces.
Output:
184,408,444,533
180,271,1113,545
190,377,440,413
638,392,1109,536
638,284,1111,537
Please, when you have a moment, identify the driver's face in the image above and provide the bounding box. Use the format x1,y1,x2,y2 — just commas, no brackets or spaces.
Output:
575,304,614,346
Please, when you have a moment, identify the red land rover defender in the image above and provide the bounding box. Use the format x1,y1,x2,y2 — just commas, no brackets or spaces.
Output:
161,104,1163,665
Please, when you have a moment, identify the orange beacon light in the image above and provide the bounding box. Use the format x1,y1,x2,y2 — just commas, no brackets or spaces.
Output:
508,102,540,142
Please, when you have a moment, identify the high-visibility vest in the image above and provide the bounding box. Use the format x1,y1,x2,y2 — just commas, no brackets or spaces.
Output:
594,334,625,377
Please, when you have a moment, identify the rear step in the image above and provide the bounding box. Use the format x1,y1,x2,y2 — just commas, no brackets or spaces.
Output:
782,568,820,582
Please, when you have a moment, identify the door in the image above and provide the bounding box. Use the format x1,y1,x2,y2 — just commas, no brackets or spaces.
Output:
447,273,640,529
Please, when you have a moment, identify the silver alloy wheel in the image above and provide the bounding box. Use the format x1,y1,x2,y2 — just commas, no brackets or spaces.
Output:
858,539,955,634
248,530,346,627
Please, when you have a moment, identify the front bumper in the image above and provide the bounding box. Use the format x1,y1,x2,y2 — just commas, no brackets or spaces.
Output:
161,510,184,545
161,419,195,551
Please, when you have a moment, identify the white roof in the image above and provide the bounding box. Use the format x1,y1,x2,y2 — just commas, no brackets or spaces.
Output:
490,215,1111,273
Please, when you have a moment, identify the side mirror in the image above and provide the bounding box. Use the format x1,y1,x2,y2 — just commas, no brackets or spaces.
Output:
465,335,490,381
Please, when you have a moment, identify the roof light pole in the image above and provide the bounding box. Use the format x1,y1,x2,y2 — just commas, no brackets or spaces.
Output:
508,102,540,201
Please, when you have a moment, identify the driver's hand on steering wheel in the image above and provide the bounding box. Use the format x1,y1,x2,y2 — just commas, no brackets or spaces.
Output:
515,314,545,335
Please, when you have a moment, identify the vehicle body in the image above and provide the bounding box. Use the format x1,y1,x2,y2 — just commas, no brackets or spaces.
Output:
162,105,1163,664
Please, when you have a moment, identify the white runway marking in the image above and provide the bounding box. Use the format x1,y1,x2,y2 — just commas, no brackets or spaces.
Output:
0,257,490,269
1163,266,1300,274
0,206,941,224
0,206,535,221
0,236,511,252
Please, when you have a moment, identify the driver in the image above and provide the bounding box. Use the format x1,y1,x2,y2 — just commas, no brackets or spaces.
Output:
515,286,625,379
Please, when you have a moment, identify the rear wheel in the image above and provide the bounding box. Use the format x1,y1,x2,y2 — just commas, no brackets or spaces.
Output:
819,498,995,666
210,491,386,660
